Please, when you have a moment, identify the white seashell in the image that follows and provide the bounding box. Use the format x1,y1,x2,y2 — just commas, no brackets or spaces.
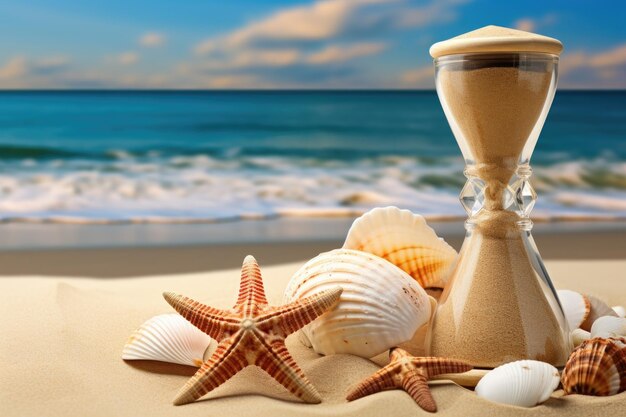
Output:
343,206,457,289
613,306,626,318
475,360,560,407
581,294,618,331
571,328,591,347
557,289,590,331
590,316,626,339
122,313,212,366
283,248,434,358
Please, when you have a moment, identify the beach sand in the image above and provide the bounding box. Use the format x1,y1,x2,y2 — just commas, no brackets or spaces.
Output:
1,236,625,416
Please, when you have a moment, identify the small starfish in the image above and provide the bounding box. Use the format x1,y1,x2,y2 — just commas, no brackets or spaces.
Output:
346,347,472,412
163,255,342,406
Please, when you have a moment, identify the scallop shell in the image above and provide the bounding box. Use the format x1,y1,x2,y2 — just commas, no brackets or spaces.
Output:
475,360,560,407
122,313,212,366
571,328,591,347
557,289,591,331
283,248,434,358
591,316,626,339
613,306,626,318
343,206,457,289
581,294,618,331
561,337,626,396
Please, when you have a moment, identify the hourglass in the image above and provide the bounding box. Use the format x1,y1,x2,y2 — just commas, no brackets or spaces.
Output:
428,26,571,368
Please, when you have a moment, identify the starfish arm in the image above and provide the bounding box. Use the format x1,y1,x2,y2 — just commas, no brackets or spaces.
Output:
172,338,247,406
346,367,397,401
254,336,322,404
257,286,342,337
235,255,268,312
413,357,473,377
402,372,437,412
163,292,235,340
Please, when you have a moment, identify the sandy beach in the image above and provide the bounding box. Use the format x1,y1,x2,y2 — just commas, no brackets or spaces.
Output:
1,255,624,417
1,220,625,417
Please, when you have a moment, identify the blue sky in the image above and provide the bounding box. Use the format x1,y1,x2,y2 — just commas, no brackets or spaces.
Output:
0,0,625,89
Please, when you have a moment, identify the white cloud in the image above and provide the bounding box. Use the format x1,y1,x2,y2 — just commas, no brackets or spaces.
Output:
307,42,386,64
139,32,166,47
401,66,432,84
116,52,139,65
194,0,463,56
560,43,626,88
0,56,28,79
185,0,468,88
0,55,71,87
0,1,472,89
514,14,557,33
195,0,389,55
514,18,535,32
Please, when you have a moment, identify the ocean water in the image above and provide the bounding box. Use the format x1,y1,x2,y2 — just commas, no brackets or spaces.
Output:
0,90,624,223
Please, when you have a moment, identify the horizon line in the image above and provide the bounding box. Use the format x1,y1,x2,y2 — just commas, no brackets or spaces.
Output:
1,88,625,92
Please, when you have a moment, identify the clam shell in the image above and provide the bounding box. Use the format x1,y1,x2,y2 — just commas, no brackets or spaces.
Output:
613,306,626,318
122,313,212,366
591,316,626,339
557,289,590,331
562,337,626,396
343,206,457,289
475,360,560,407
571,328,591,348
283,248,434,358
581,294,618,331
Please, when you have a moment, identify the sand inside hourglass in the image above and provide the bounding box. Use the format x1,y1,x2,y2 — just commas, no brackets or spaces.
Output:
429,61,570,367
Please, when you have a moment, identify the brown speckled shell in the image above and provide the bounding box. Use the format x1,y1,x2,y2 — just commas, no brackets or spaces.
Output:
561,337,626,396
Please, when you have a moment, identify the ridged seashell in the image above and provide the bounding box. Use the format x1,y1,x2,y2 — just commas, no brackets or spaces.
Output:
557,289,590,331
122,313,212,366
343,206,457,289
283,248,434,358
581,294,618,331
475,360,560,407
591,316,626,339
571,328,591,347
562,337,626,396
613,306,626,318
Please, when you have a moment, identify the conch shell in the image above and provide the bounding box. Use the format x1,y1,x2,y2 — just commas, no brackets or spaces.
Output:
561,337,626,396
122,313,213,366
283,248,435,358
475,360,560,407
343,206,457,289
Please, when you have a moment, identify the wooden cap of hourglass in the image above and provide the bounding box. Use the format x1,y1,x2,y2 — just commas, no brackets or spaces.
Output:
430,25,563,58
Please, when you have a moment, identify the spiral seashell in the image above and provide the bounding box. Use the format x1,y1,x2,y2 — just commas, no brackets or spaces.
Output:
561,337,626,396
283,248,434,358
343,206,457,289
475,360,560,407
122,313,213,366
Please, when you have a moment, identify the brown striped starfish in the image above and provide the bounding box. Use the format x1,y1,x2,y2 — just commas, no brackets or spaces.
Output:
163,255,342,406
346,347,472,412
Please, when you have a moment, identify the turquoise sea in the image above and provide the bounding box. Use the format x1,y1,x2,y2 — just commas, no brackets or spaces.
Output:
0,90,624,223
